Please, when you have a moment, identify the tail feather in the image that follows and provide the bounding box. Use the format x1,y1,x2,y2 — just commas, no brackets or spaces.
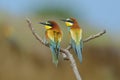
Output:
75,43,82,63
49,41,60,66
71,39,83,63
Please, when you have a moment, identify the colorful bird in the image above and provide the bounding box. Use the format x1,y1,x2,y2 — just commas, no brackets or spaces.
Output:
61,18,83,63
39,21,62,66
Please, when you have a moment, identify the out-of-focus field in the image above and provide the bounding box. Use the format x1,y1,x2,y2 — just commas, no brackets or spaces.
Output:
0,12,120,80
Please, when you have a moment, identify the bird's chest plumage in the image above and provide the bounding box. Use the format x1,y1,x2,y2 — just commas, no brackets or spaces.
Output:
70,28,82,44
46,30,62,42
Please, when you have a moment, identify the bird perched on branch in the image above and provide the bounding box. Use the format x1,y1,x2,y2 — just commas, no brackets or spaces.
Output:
39,21,62,66
61,18,83,63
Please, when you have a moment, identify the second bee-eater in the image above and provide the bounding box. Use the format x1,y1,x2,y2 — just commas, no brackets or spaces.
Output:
39,21,62,66
61,18,83,63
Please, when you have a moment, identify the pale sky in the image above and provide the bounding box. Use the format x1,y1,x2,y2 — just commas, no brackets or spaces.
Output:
0,0,120,37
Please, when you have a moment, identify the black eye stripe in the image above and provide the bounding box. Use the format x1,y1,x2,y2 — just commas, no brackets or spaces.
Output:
67,20,73,23
47,24,53,26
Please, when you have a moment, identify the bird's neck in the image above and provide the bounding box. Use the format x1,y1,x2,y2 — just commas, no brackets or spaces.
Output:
72,22,81,29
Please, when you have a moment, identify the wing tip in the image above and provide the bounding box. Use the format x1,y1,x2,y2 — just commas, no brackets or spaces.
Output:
53,60,58,67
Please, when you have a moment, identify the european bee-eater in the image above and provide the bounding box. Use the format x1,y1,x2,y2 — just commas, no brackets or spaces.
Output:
39,21,62,65
61,18,83,63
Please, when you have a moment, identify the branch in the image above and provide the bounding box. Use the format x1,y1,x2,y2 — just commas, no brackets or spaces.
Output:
26,18,49,46
83,30,106,43
63,49,82,80
26,18,106,80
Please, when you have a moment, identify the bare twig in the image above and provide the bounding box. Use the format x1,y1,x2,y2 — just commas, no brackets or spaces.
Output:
26,18,106,80
64,49,82,80
26,18,49,46
83,30,106,43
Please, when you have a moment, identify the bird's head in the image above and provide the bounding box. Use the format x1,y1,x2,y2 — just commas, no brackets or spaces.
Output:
39,21,57,30
61,18,76,27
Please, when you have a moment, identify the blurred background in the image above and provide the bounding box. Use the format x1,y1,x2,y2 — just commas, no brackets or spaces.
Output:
0,0,120,80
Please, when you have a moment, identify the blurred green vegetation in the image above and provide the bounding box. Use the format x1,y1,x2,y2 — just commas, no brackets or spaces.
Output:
0,8,120,80
34,8,73,18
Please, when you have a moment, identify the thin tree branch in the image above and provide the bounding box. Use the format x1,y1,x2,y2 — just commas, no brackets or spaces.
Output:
26,18,49,46
64,49,82,80
83,30,106,43
26,18,106,80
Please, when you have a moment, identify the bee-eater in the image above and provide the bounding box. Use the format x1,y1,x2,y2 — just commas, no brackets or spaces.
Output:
39,21,62,65
61,18,83,63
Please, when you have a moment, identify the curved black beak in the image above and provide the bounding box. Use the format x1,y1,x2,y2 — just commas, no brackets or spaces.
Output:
39,22,46,25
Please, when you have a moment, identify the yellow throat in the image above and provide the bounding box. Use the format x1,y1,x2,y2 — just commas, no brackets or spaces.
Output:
65,22,73,27
45,25,52,29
